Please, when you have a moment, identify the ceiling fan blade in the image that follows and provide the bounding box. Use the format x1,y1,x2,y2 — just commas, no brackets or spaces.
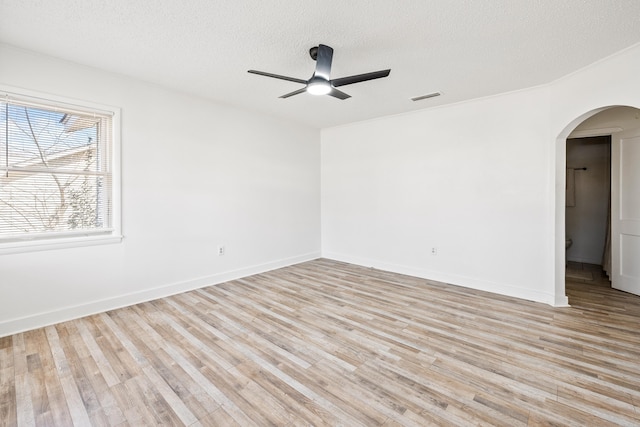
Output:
279,87,308,99
248,70,307,85
314,44,334,80
330,69,391,87
327,87,351,100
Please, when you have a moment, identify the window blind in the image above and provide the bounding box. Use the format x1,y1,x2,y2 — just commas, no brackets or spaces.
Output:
0,93,114,241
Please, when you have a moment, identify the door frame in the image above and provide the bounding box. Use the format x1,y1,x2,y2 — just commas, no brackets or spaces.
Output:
554,105,638,306
611,130,640,295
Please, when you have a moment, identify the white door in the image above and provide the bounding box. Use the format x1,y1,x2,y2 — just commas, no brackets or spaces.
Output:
611,130,640,296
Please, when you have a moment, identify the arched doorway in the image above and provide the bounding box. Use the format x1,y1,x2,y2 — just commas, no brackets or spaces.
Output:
555,105,640,304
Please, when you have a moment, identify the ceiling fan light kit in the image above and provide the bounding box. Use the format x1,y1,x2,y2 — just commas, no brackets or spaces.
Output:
248,44,391,100
307,79,331,96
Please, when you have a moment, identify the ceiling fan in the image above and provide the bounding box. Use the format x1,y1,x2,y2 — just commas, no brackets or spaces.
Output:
248,44,391,100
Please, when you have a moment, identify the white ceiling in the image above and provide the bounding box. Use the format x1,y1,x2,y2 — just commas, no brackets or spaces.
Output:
1,1,640,129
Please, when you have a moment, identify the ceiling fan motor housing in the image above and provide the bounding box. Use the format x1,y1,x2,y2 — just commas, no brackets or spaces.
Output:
309,46,319,61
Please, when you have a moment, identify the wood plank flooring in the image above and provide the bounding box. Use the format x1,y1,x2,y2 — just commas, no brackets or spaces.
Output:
2,258,640,426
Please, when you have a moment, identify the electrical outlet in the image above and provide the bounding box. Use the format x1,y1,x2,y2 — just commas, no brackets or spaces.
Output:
431,247,437,255
217,245,225,256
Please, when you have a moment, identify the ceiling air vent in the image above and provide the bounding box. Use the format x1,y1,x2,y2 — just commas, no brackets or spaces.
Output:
411,92,441,102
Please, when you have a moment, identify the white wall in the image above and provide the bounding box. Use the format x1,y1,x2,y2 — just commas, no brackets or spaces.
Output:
0,45,321,336
322,88,556,303
566,137,610,265
549,45,640,304
322,43,640,306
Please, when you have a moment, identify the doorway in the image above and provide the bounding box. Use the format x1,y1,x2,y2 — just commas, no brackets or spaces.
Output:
565,136,611,283
558,106,640,303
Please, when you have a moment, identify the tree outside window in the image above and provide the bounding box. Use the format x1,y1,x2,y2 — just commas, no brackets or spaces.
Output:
0,96,113,242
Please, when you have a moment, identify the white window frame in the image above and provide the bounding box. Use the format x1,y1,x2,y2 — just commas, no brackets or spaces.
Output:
0,85,122,254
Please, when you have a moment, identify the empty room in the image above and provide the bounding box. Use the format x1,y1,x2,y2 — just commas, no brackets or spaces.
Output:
1,1,640,425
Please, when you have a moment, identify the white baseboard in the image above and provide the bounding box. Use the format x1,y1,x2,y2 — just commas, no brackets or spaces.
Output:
553,296,570,307
322,251,557,306
0,252,320,337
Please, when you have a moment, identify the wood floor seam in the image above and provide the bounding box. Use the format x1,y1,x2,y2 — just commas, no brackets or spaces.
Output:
1,259,639,426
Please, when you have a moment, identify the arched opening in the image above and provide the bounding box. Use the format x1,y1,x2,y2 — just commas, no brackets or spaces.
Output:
555,105,640,305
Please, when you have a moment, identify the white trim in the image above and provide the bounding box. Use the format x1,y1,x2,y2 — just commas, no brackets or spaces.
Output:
569,127,622,139
0,84,122,254
552,107,628,308
0,251,320,337
1,227,115,241
0,86,116,116
0,233,123,255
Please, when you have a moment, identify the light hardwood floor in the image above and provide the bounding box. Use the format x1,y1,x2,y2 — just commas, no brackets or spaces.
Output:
2,259,639,426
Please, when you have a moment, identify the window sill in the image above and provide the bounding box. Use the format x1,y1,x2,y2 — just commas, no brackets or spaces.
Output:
0,233,123,255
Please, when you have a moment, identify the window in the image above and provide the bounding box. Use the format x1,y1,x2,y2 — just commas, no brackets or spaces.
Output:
0,88,121,253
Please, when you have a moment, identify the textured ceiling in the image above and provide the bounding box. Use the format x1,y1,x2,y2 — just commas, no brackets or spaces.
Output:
1,1,640,128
